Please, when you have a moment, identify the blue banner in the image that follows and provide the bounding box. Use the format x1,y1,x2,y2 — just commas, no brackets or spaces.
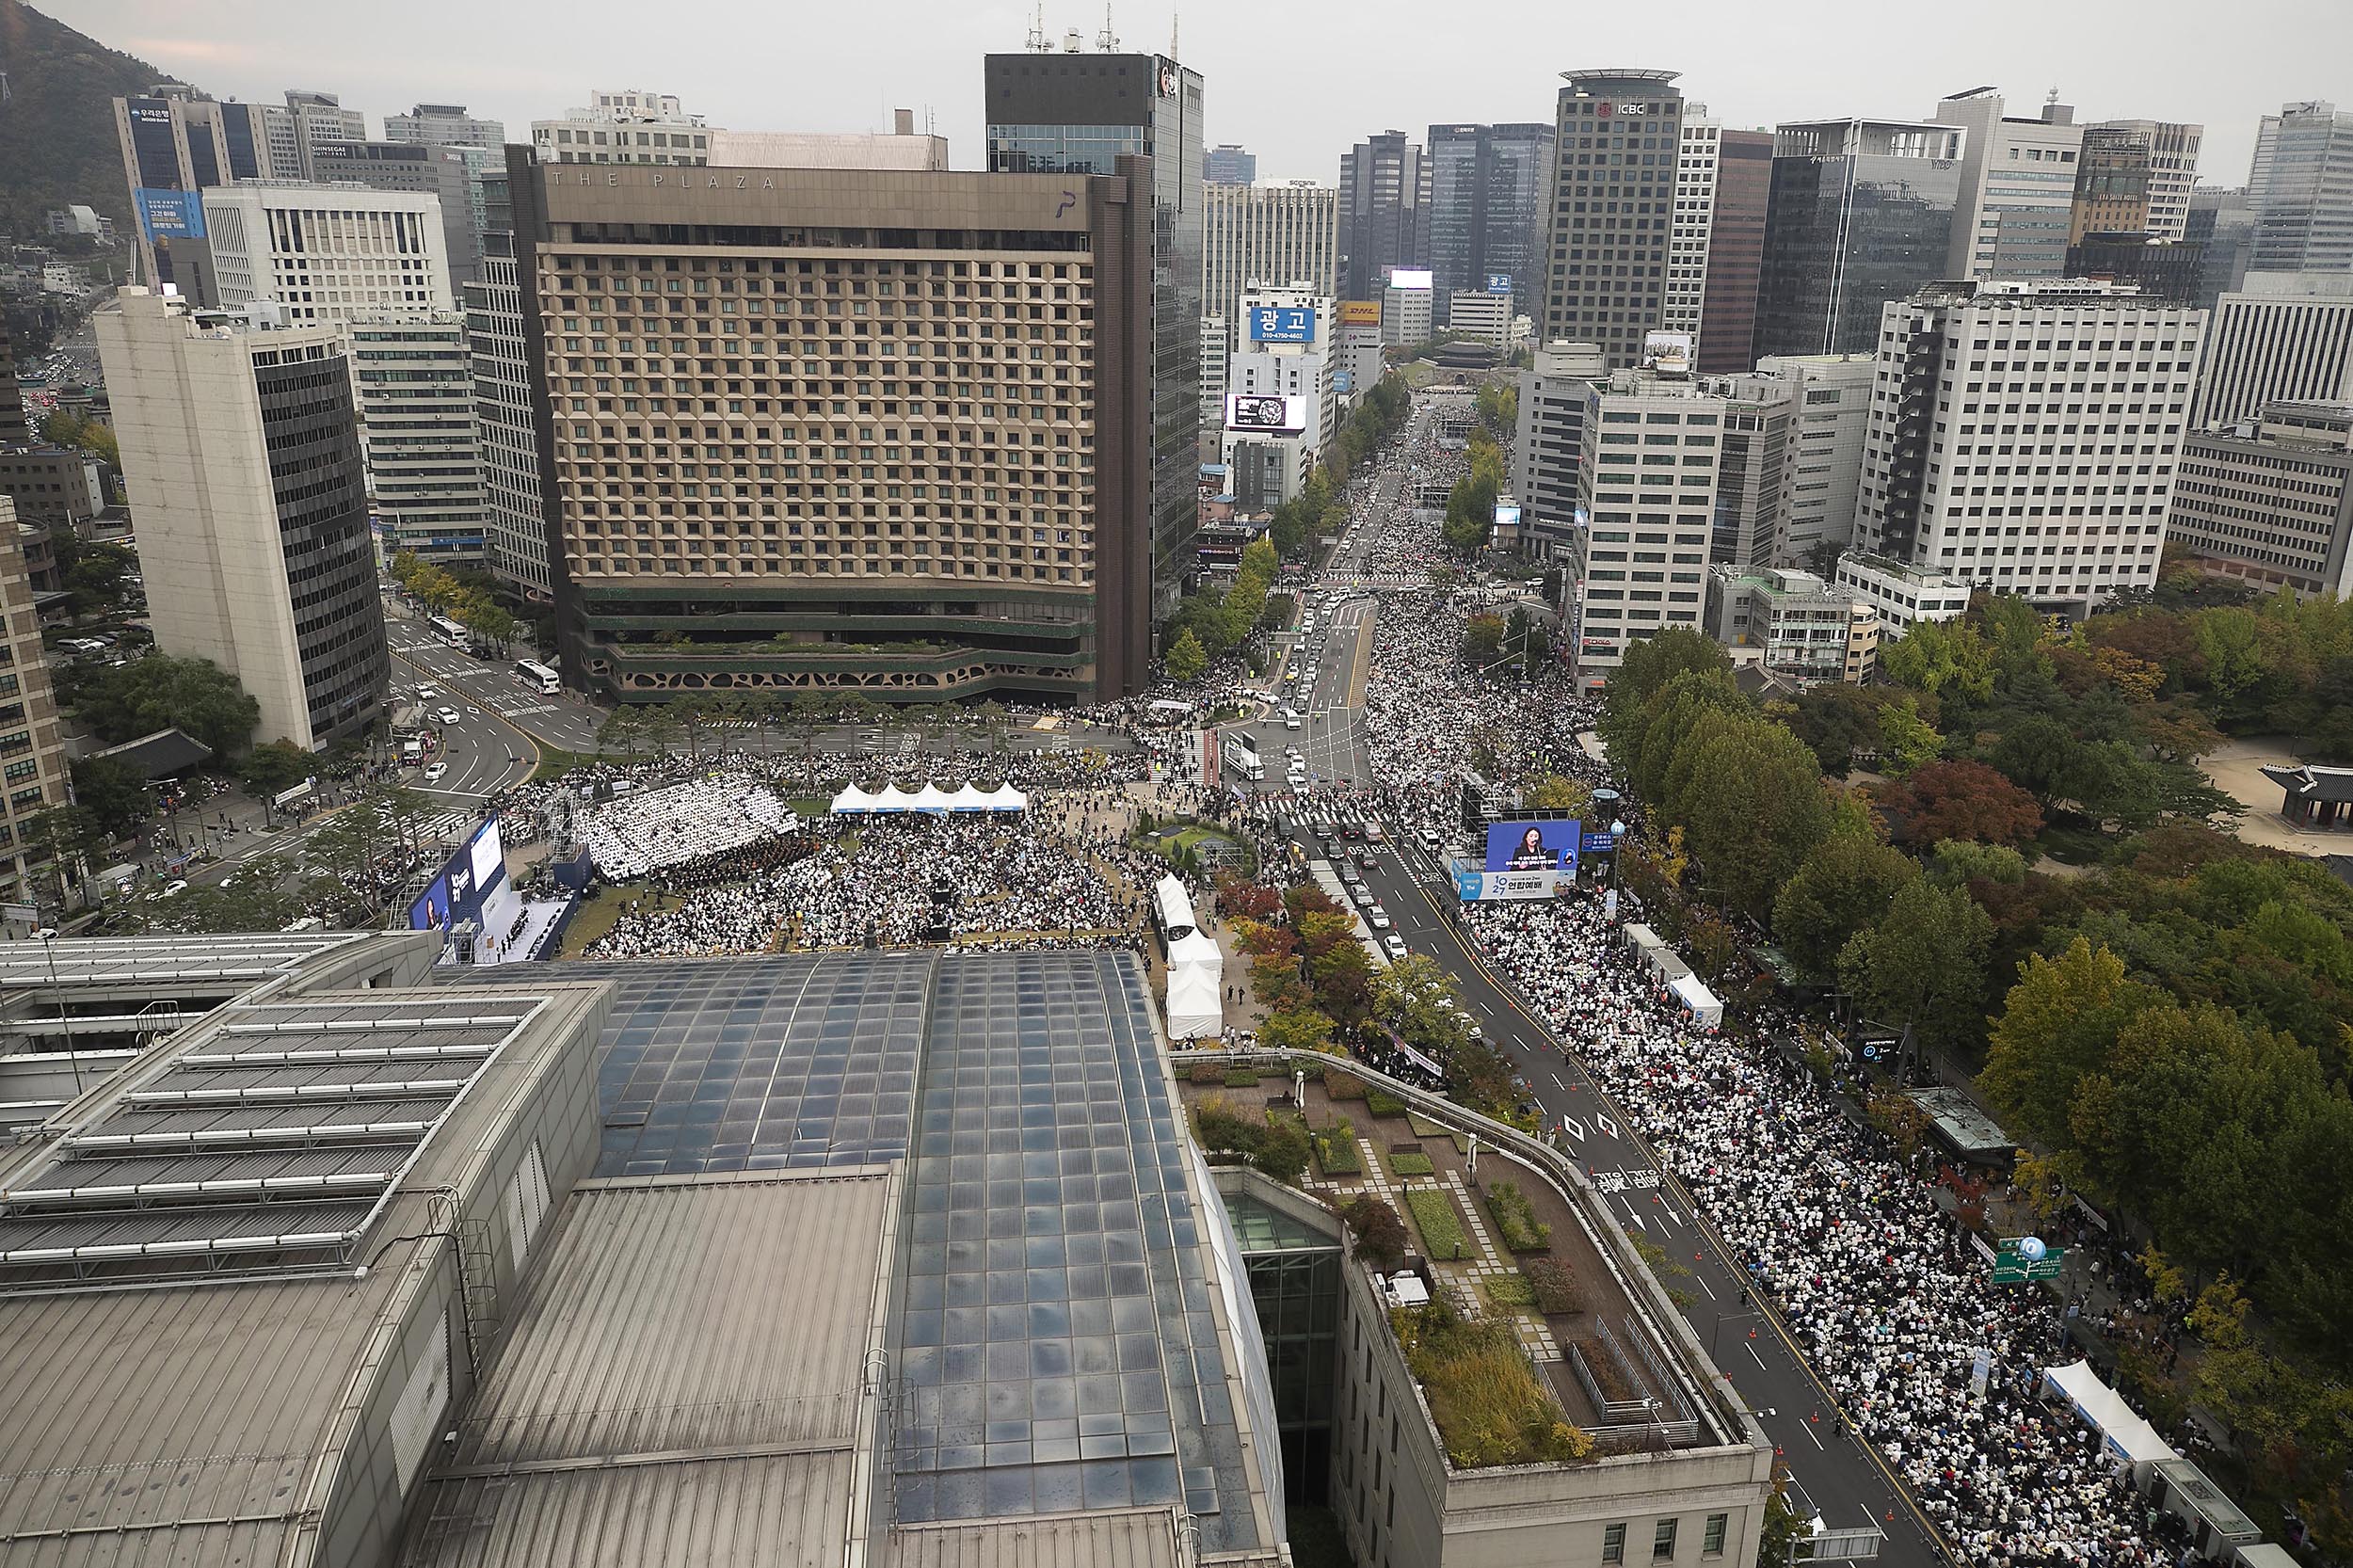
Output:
135,188,206,242
1485,273,1513,295
1248,305,1316,344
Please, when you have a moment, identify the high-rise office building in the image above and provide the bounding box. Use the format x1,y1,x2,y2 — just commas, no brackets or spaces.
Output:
1337,131,1429,301
1222,288,1338,508
1205,144,1257,185
1753,120,1967,360
2169,400,2353,600
347,315,488,566
384,104,506,151
2187,185,2258,309
466,173,551,602
1662,116,1722,352
2189,272,2353,429
1752,353,1877,568
282,89,365,177
2071,126,2154,242
2064,234,2202,305
1424,122,1555,314
1199,313,1230,440
531,88,714,167
310,141,499,283
1692,371,1800,571
985,49,1205,623
1381,275,1433,346
1513,340,1609,557
1697,130,1772,374
1200,182,1341,341
0,498,70,908
1565,354,1721,676
1935,89,2085,279
509,156,1157,703
1854,280,2201,614
218,100,297,182
2093,119,2201,240
200,184,455,325
98,289,389,749
111,86,236,296
2248,101,2353,274
1537,69,1688,370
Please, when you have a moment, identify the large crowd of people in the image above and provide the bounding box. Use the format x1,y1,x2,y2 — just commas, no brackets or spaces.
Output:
569,772,798,879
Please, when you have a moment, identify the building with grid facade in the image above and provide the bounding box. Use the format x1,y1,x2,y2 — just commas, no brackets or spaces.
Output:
1663,116,1721,356
1935,90,2085,280
347,315,488,566
1539,70,1688,371
2094,119,2201,240
1853,280,2202,616
1200,182,1341,348
1337,131,1430,302
1565,361,1723,677
2190,272,2353,429
2070,126,2156,242
2168,401,2353,600
2249,101,2353,275
200,184,455,326
97,289,389,749
1424,122,1555,318
511,157,1155,705
383,103,505,151
532,88,714,167
0,498,70,908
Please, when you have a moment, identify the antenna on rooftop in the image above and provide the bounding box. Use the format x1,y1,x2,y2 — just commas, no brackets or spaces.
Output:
1096,3,1119,50
1026,3,1049,53
1170,11,1180,59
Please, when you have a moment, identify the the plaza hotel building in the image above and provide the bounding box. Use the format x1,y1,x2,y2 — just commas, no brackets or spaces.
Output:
510,153,1156,703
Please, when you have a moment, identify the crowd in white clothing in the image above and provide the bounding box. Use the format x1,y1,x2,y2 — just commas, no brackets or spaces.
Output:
568,773,799,879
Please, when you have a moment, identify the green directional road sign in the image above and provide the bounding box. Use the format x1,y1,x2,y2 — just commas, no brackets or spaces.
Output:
1992,1237,2066,1284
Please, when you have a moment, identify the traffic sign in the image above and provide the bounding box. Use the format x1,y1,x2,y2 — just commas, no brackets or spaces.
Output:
1991,1237,2065,1284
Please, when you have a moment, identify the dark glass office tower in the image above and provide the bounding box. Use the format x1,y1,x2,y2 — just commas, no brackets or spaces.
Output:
1752,120,1966,360
1538,70,1686,370
1338,130,1428,301
1426,122,1556,314
985,52,1205,623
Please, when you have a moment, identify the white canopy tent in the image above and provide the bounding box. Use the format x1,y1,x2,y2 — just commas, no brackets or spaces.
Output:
910,784,956,813
980,785,1028,812
832,782,1029,814
947,785,993,812
1154,873,1199,940
1669,972,1724,1030
830,786,883,814
872,785,920,812
2041,1362,2175,1477
1164,930,1224,1041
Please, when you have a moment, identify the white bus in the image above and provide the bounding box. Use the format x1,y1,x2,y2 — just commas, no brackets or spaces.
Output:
428,614,469,648
514,658,560,696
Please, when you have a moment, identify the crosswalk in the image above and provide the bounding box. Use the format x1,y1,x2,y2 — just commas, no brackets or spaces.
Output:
1319,571,1436,589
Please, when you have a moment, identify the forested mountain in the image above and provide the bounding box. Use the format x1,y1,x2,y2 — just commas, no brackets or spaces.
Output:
0,2,186,237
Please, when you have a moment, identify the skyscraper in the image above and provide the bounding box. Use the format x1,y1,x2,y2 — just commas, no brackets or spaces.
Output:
1752,120,1967,360
281,90,365,178
1424,122,1555,313
309,140,500,284
985,49,1204,623
2071,126,2155,241
466,170,551,601
2248,101,2353,274
1697,130,1772,374
508,156,1158,702
1935,88,2086,279
1205,144,1257,185
1854,280,2201,614
2190,273,2353,430
0,498,71,907
111,86,235,296
1537,70,1688,370
98,288,389,749
348,315,488,566
1337,131,1429,301
2187,185,2258,309
1200,182,1341,340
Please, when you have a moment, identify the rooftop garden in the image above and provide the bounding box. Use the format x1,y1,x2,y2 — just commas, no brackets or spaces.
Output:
1391,1289,1594,1468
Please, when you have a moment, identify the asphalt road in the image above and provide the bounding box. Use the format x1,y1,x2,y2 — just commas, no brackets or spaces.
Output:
1294,819,1946,1563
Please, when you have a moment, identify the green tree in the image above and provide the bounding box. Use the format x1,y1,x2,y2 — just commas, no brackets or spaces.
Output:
1874,696,1944,776
1772,834,1921,986
68,754,151,840
1661,710,1832,921
1979,938,2155,1151
1165,628,1209,683
1601,629,1732,734
1260,1006,1337,1055
1371,955,1469,1060
237,739,315,800
1836,878,1994,1055
1462,614,1506,667
1880,618,1994,703
1523,774,1592,816
72,654,262,759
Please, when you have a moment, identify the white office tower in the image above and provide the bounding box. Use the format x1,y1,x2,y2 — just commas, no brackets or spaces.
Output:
1515,340,1609,559
1337,303,1385,401
1200,182,1342,338
2191,273,2353,429
1383,274,1433,346
1664,115,1722,349
1935,89,2087,279
97,288,389,749
1752,354,1877,568
1222,288,1338,508
382,104,506,150
2092,119,2202,240
2248,102,2353,274
1199,314,1230,439
466,228,549,600
1446,287,1512,346
1854,280,2203,616
346,315,487,567
1566,344,1725,678
200,184,454,326
281,89,364,178
532,88,714,167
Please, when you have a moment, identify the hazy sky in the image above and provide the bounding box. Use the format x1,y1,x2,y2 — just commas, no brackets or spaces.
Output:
50,0,2347,186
